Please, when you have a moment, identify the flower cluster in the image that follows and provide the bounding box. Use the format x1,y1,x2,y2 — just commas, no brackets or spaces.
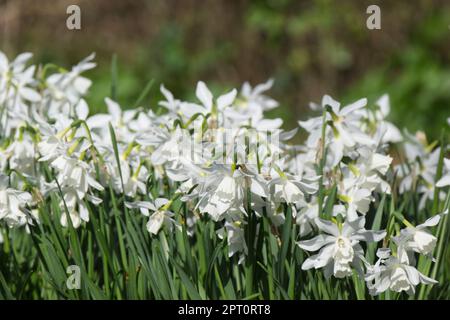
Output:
0,51,448,296
365,213,444,295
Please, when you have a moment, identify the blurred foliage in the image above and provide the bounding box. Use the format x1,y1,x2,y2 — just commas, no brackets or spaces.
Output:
345,8,450,139
1,0,449,138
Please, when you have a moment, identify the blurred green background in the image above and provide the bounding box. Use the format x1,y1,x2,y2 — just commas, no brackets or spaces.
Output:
1,0,449,139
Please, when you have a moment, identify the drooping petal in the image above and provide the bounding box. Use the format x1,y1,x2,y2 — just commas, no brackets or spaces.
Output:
417,271,438,285
436,175,450,187
418,214,441,228
147,211,164,235
301,254,319,270
297,234,335,251
403,266,420,286
352,230,386,242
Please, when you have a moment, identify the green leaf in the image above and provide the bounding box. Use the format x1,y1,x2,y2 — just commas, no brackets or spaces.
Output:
174,263,202,300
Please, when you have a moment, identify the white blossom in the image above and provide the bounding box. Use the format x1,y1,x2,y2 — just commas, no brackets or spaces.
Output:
298,216,385,278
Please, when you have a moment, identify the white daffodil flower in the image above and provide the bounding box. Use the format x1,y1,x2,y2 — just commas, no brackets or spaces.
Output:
217,218,248,264
394,212,446,257
198,168,246,221
272,178,303,203
126,198,180,235
0,52,40,135
104,156,146,197
252,195,286,227
0,174,32,227
159,84,182,116
44,54,95,118
240,79,279,112
344,150,393,194
365,248,437,295
0,52,38,102
301,95,375,168
197,163,269,221
0,52,33,87
59,188,87,228
7,137,36,176
38,134,69,162
51,155,104,197
149,127,193,166
298,216,385,278
224,79,281,128
360,94,402,144
195,81,237,116
86,97,137,143
397,133,440,195
270,172,319,204
338,176,373,221
58,187,102,228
